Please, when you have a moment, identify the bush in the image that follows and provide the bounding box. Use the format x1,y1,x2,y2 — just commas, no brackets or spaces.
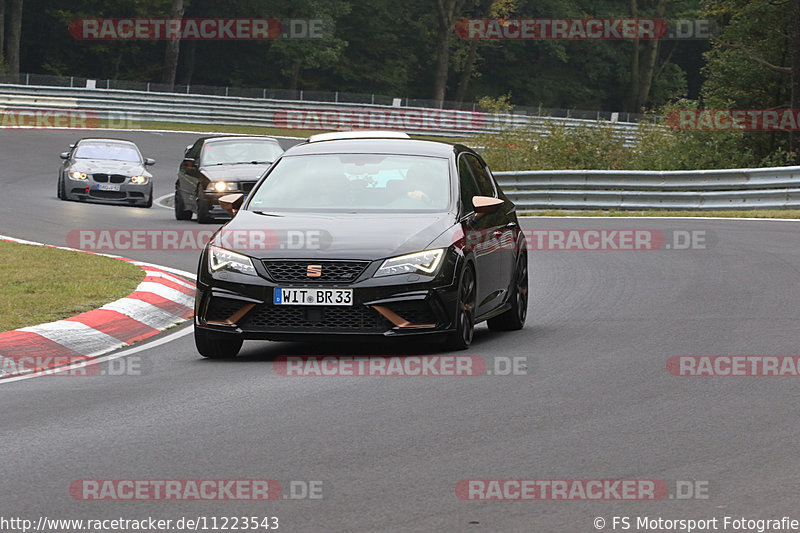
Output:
474,98,795,171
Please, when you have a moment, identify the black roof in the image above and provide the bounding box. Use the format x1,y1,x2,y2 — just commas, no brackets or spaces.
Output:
197,135,281,144
284,138,465,158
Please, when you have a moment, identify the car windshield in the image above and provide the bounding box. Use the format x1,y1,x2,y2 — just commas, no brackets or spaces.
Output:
247,154,451,212
73,142,141,162
201,140,283,165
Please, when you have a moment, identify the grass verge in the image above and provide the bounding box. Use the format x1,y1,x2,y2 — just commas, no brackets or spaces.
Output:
523,209,800,218
0,241,145,332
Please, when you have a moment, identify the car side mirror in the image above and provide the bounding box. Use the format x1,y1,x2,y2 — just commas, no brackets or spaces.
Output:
219,193,244,214
472,196,503,218
182,158,195,169
144,158,156,166
60,152,70,160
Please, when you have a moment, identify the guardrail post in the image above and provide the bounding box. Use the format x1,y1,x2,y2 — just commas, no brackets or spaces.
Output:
335,91,338,103
25,74,29,85
300,90,303,100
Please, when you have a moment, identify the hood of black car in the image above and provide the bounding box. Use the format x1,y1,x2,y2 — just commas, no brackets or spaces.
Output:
213,210,455,261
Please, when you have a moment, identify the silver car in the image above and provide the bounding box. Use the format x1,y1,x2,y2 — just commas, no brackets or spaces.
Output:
58,138,155,208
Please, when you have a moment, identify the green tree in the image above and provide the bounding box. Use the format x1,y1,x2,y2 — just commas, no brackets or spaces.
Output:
701,0,794,163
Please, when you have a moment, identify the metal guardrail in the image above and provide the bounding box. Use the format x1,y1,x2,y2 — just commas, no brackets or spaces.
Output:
0,83,642,140
494,167,800,210
0,72,649,122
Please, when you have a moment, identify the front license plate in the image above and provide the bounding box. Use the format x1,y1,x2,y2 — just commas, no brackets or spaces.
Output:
97,183,121,191
274,288,353,306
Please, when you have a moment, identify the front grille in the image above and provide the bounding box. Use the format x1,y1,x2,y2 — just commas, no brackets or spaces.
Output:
241,304,386,332
206,297,248,322
89,190,126,199
241,182,256,193
386,300,438,325
262,260,369,283
92,173,127,184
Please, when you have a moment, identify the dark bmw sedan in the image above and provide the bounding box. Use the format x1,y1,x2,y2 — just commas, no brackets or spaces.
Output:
193,131,528,358
174,135,284,223
58,138,155,207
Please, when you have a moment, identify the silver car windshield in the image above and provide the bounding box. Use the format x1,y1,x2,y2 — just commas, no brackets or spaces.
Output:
74,143,141,162
247,154,451,212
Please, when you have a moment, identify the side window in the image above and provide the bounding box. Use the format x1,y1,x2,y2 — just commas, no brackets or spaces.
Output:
464,154,496,197
186,141,202,161
458,156,481,215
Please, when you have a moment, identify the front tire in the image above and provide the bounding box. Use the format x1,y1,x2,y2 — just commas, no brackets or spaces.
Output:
196,189,213,224
57,176,66,200
195,324,243,359
446,264,476,350
174,189,192,220
487,248,528,331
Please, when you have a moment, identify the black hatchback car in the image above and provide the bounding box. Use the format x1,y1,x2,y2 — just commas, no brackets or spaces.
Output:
193,131,528,358
174,135,284,223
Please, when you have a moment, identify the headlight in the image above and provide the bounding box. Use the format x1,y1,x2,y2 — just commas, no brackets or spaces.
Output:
208,245,256,276
374,249,444,278
209,181,237,192
68,171,88,180
130,175,149,184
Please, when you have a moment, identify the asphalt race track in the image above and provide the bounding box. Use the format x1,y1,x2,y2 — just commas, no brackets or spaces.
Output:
3,129,800,532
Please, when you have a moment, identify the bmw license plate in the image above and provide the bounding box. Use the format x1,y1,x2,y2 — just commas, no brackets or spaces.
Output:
97,183,121,191
274,288,352,306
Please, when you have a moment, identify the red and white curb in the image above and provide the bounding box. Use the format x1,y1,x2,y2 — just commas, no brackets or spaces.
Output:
0,235,196,378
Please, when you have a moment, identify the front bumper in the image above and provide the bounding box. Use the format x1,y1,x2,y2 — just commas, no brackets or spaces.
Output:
202,182,256,217
202,191,235,217
195,251,461,341
66,180,151,205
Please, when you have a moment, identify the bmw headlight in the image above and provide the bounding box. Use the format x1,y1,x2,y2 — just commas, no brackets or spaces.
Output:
68,171,88,180
208,181,237,192
208,246,256,276
130,175,149,184
374,249,444,278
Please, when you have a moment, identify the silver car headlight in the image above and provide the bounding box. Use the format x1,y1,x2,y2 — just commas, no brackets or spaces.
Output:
130,175,149,184
208,245,256,276
374,249,444,278
68,171,88,180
